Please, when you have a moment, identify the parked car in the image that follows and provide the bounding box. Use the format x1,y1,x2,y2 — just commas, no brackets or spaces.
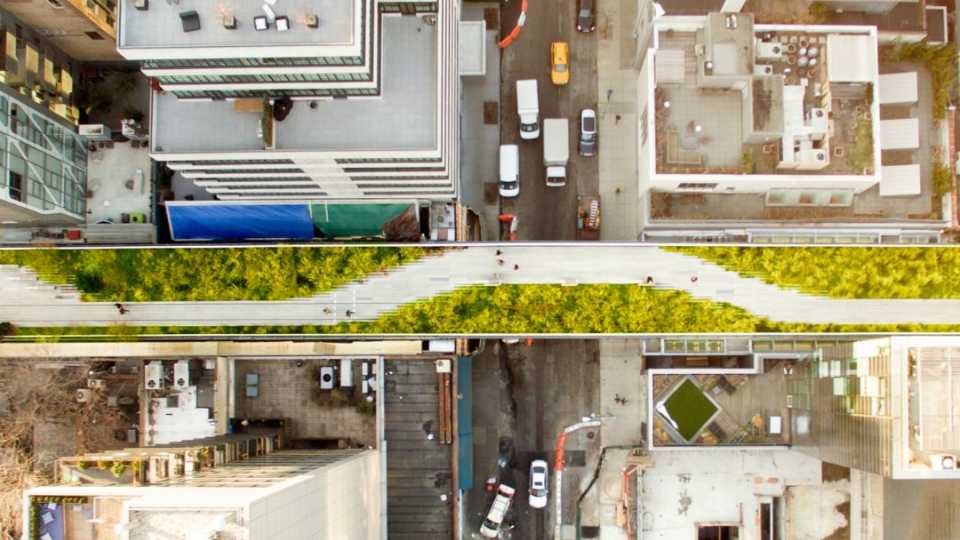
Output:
480,483,517,538
528,459,549,509
577,0,596,32
499,144,520,198
550,41,570,86
579,108,597,157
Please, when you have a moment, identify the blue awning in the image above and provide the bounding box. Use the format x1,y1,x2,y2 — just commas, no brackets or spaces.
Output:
457,356,474,490
166,203,314,241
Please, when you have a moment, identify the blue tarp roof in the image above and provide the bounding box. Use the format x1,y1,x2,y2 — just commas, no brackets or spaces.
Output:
166,203,314,241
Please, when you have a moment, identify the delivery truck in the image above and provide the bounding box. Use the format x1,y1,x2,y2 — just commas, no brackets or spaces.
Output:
543,118,569,187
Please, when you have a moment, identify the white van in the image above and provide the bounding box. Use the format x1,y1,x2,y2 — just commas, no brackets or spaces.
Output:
516,79,540,140
480,483,516,538
499,144,520,198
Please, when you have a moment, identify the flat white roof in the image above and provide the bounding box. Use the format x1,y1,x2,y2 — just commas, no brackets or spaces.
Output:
880,164,921,197
827,34,876,83
458,21,485,76
880,118,920,150
118,0,361,59
879,72,919,105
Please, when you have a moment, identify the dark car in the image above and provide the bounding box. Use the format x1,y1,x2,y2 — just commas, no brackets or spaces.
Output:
577,0,596,33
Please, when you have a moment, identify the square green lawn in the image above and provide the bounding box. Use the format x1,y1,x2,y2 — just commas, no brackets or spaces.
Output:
663,379,719,441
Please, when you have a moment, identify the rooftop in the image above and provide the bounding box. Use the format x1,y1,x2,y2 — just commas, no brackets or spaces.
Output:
907,346,960,472
152,15,437,155
652,15,878,177
652,368,790,447
640,448,825,540
118,0,357,51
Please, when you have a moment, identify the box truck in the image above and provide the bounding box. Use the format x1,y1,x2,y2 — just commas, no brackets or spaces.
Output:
543,118,569,187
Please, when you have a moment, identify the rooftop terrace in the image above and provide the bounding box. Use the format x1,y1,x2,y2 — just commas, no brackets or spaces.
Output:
152,15,437,155
653,16,878,177
119,0,357,50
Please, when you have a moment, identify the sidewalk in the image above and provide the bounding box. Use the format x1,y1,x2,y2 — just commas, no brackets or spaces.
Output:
459,3,503,240
597,0,643,241
3,246,960,327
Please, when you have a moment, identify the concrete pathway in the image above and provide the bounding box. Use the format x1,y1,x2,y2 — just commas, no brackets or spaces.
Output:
1,246,960,327
597,0,644,241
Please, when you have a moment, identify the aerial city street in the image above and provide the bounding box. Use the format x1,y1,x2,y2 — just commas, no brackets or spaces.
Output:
0,1,958,540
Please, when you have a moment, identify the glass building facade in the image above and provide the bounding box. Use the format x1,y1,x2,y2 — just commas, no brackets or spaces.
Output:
0,87,86,221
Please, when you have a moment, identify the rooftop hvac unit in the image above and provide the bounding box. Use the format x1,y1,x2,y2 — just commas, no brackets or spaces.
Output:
174,360,190,390
340,359,354,387
78,124,112,141
76,388,93,403
145,361,163,391
756,42,783,61
931,454,957,470
753,65,773,76
319,366,336,390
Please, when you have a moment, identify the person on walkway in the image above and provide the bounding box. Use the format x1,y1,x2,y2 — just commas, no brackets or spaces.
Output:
690,276,698,283
606,89,613,101
644,276,655,285
615,114,622,124
114,303,128,315
495,249,502,256
322,307,333,315
513,264,519,271
345,309,355,318
497,258,505,266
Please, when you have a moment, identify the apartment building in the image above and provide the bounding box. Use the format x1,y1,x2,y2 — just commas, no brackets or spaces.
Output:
115,0,459,239
24,431,381,540
636,11,948,243
1,0,118,61
0,7,88,227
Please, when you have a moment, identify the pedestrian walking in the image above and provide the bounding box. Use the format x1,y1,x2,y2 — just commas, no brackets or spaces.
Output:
615,114,622,124
114,302,128,315
345,309,355,318
606,89,613,101
513,264,519,271
645,276,655,285
322,307,333,315
690,276,699,283
495,249,502,256
497,258,505,266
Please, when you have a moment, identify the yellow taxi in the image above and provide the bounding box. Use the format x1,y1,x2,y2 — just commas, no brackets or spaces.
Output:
550,41,570,86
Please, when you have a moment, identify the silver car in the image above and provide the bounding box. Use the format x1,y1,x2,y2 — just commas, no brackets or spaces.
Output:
579,108,597,157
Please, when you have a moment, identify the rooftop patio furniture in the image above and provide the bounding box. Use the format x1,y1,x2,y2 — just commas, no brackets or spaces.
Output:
276,16,290,32
254,15,269,31
179,11,201,33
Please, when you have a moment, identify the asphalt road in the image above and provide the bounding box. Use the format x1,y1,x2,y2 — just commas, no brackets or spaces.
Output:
465,340,601,539
499,0,600,240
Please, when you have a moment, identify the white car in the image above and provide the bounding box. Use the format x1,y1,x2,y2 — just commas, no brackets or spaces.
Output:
528,459,549,509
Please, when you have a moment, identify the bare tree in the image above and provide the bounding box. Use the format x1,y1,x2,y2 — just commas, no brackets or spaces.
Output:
0,361,127,537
